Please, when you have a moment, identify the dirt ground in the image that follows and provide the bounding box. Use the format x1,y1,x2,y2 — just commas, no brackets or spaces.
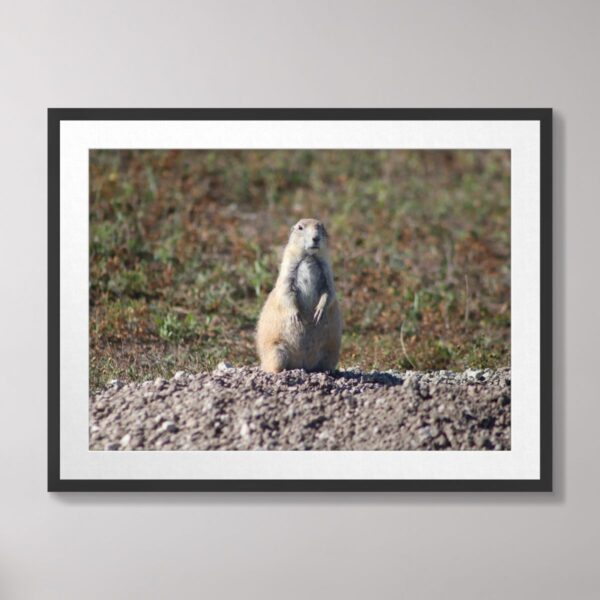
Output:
90,365,511,451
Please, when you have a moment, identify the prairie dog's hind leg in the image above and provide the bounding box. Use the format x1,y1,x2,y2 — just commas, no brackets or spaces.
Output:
260,345,289,374
314,327,341,373
314,355,338,373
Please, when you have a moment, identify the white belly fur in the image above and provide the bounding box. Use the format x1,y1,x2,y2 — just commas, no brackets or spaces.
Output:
295,257,323,318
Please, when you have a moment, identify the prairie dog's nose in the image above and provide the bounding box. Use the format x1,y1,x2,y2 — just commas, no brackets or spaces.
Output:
312,234,320,244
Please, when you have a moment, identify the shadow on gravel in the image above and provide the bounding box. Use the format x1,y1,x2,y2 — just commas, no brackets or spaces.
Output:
331,370,404,386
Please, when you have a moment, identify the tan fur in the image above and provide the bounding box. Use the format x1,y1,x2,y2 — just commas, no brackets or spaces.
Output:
256,218,342,373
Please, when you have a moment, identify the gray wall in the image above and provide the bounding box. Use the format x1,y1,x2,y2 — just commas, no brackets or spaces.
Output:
1,1,597,598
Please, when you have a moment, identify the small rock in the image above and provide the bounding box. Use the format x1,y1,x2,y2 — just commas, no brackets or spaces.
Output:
240,422,250,438
125,436,140,448
105,442,120,451
418,426,432,439
173,371,187,380
120,434,131,447
160,421,178,433
154,377,167,389
464,369,487,382
108,379,124,390
216,361,234,372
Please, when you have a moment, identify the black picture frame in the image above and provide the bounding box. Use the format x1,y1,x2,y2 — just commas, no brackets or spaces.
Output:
48,108,552,492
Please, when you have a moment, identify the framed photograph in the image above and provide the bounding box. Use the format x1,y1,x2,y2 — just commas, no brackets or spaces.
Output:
48,108,552,492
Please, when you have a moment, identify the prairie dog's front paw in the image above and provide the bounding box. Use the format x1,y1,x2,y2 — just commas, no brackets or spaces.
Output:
314,294,328,324
290,310,302,328
313,306,324,324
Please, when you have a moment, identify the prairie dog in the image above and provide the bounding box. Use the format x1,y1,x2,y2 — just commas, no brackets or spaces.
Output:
256,218,342,373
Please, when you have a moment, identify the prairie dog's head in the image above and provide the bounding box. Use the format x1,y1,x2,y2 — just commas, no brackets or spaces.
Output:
288,218,329,256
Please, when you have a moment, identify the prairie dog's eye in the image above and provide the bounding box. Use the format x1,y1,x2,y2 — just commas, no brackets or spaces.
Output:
298,225,303,230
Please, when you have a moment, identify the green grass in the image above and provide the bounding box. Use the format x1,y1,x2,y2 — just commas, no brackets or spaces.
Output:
90,149,510,390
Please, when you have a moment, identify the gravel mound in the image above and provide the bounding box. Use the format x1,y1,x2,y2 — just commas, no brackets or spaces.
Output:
90,365,511,451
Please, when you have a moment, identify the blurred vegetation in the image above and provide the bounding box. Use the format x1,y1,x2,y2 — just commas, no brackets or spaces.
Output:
90,149,510,390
